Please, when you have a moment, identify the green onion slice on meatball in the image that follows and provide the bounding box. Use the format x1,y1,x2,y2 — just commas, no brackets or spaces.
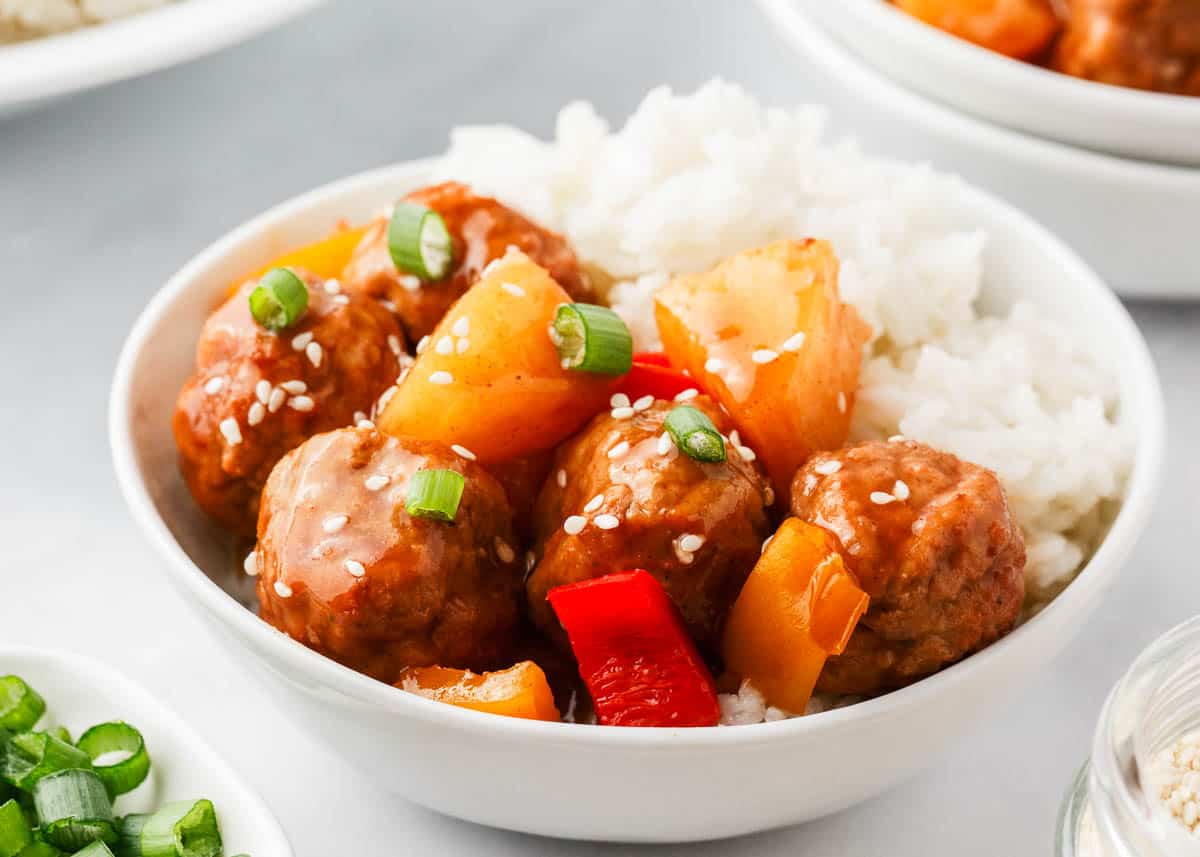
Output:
388,202,454,281
248,268,309,331
550,303,633,375
406,469,466,522
665,405,726,463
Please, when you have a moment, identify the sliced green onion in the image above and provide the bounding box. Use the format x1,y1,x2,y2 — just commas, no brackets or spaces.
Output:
405,469,465,523
1,734,91,791
118,800,222,857
32,769,115,851
388,202,454,280
71,842,114,857
48,728,70,746
248,268,309,332
0,799,32,857
550,304,633,375
664,405,726,463
0,680,44,733
75,723,149,799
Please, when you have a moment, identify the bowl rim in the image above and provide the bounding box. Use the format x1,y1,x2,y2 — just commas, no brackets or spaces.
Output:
109,157,1165,749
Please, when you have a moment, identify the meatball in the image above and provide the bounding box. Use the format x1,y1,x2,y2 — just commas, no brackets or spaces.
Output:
255,427,524,683
484,452,553,542
341,181,594,343
791,440,1026,695
527,397,772,651
1054,0,1200,95
173,272,403,536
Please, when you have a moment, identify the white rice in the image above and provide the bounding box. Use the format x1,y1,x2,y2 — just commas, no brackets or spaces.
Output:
435,80,1132,722
0,0,166,43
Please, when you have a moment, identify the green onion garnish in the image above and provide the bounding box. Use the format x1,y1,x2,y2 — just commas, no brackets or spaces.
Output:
664,405,727,463
48,727,70,746
0,679,44,733
405,469,465,523
75,723,149,799
550,304,633,375
0,798,32,857
248,268,309,332
1,733,91,791
118,800,222,857
32,769,115,850
73,841,116,857
388,202,454,281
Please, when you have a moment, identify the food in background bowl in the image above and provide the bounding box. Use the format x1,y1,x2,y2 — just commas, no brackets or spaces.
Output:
165,81,1130,728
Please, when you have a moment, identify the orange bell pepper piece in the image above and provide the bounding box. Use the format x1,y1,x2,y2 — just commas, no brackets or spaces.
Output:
396,661,561,722
225,223,369,297
721,518,869,713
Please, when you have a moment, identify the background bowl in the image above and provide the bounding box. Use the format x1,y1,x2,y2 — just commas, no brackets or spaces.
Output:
110,159,1163,842
759,0,1200,300
800,0,1200,166
0,0,325,116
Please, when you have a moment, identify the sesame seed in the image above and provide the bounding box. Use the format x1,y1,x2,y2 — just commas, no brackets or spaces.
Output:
752,349,779,365
429,370,453,386
452,316,470,337
323,515,349,533
388,335,402,356
675,388,699,402
563,515,587,535
495,538,516,564
633,395,654,412
815,460,842,475
451,444,476,461
583,494,604,513
556,469,567,488
378,386,397,410
324,279,342,294
247,402,266,426
268,387,286,413
332,295,350,305
704,357,725,374
870,491,896,505
255,379,272,404
501,282,526,297
288,395,315,412
306,342,323,368
273,580,293,598
365,475,390,491
280,380,307,395
674,542,695,565
657,432,672,455
344,559,366,578
610,393,631,408
353,410,367,423
242,551,258,576
679,534,705,552
435,335,454,355
782,332,807,352
730,430,741,446
219,418,242,446
356,419,375,429
594,514,620,530
893,480,911,501
456,338,469,354
399,275,421,292
889,434,906,443
611,406,635,419
837,391,847,414
203,376,227,395
738,445,757,462
291,331,314,351
416,335,430,354
607,441,630,459
379,299,398,312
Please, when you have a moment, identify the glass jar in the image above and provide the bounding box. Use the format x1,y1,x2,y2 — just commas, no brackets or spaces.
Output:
1058,615,1200,857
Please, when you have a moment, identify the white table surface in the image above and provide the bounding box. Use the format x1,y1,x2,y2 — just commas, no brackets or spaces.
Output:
2,1,1197,854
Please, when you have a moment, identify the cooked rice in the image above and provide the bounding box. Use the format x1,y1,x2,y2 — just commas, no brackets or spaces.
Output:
0,0,166,43
434,80,1132,722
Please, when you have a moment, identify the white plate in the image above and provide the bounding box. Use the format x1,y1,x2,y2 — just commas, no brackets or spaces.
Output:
0,646,293,856
110,159,1163,842
759,0,1200,299
803,0,1200,166
0,0,326,116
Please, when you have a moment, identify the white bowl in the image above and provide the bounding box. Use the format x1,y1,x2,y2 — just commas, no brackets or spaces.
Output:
759,0,1200,300
801,0,1200,165
0,0,325,116
1,646,293,856
109,159,1164,843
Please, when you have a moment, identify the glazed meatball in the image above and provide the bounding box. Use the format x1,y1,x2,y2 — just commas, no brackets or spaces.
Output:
527,397,772,651
791,440,1026,695
1054,0,1200,95
341,181,594,343
254,427,524,683
174,272,404,536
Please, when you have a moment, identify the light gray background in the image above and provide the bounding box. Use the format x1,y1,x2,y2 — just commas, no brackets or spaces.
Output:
2,1,1196,854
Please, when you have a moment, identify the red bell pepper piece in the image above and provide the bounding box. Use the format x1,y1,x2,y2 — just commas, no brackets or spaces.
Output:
632,350,672,367
547,570,720,727
619,359,700,404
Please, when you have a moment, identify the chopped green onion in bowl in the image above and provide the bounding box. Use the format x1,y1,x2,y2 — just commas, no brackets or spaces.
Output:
388,202,454,281
664,405,727,463
406,469,465,523
550,303,633,375
248,268,309,332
